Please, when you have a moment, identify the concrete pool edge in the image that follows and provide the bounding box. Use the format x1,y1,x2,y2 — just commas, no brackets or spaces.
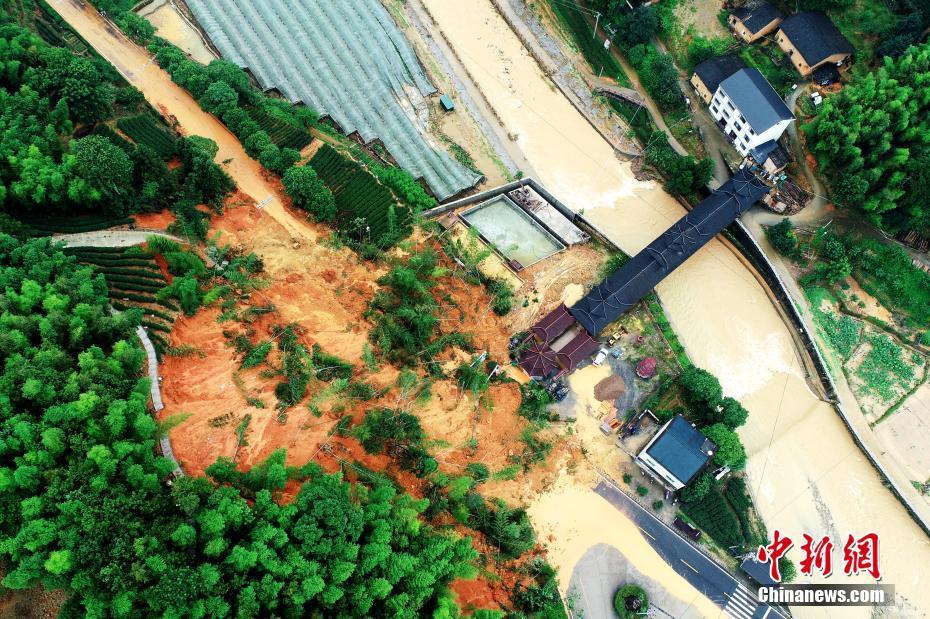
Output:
460,194,566,269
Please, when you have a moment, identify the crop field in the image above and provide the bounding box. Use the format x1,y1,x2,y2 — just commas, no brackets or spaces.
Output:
309,144,410,246
64,246,178,354
247,107,312,150
22,215,135,236
93,123,135,153
117,114,177,158
187,0,479,199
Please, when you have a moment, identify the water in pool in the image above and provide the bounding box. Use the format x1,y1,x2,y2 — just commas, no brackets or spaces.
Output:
462,196,564,267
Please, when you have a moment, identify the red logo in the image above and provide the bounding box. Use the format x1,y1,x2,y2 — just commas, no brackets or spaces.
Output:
842,532,881,580
757,529,793,582
757,531,881,581
800,534,834,577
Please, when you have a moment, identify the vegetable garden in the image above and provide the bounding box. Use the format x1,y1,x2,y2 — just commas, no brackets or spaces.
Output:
247,106,312,150
63,245,178,354
117,113,178,157
309,144,410,247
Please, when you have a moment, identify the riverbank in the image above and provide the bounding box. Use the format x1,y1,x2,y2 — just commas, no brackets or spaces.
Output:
419,0,930,615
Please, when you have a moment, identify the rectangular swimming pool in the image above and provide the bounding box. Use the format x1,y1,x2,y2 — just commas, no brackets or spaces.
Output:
461,195,565,268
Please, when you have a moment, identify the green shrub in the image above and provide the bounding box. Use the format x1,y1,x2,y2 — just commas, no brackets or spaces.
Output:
681,488,743,548
241,341,272,369
518,381,553,424
465,462,490,483
614,584,649,619
636,485,649,497
310,344,354,381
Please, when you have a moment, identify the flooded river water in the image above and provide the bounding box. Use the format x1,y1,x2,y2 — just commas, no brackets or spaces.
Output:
423,1,929,615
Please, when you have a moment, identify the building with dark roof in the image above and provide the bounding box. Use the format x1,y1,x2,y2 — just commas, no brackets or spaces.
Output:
777,11,854,76
636,415,716,490
708,68,794,156
749,139,790,174
690,55,747,104
518,303,599,379
729,1,784,42
568,168,770,336
741,556,779,586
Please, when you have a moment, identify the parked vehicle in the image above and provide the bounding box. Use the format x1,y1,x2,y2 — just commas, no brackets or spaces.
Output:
593,348,609,366
674,517,702,541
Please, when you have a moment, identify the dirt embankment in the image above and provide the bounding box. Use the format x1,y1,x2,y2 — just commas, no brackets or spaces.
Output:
155,196,574,609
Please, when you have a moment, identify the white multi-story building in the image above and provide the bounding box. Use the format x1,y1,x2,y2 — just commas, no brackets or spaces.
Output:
708,68,794,156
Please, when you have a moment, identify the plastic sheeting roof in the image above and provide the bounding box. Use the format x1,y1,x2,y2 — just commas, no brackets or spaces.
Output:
569,168,769,336
188,0,479,200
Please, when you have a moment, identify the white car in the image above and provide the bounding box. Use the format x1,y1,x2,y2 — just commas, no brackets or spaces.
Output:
592,349,609,366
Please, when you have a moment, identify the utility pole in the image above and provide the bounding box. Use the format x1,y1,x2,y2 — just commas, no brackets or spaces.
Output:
593,11,600,38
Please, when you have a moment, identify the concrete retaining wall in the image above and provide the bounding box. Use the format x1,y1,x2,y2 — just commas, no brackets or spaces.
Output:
727,220,930,537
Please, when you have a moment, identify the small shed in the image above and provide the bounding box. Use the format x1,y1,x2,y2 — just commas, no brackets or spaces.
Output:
439,94,455,112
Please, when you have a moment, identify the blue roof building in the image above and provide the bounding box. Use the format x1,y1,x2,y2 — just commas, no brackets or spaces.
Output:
635,415,716,490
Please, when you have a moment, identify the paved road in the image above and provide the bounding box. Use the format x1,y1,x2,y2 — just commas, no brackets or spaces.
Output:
55,229,184,248
593,477,788,619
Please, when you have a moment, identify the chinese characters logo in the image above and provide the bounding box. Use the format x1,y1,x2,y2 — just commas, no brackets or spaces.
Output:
757,530,880,582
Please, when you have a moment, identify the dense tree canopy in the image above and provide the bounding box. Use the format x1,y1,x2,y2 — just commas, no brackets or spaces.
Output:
614,5,659,48
627,44,682,111
0,236,478,616
282,165,335,221
805,44,930,232
0,22,231,230
702,423,747,469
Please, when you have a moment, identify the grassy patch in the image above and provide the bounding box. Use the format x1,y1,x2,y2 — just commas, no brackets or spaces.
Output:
545,0,632,87
738,44,795,97
856,333,915,401
829,0,895,64
805,286,861,360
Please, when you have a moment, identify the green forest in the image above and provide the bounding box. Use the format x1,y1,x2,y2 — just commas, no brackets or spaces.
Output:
805,44,930,233
0,19,232,240
0,234,480,615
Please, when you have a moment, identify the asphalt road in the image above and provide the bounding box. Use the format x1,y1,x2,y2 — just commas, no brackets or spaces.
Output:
593,478,789,619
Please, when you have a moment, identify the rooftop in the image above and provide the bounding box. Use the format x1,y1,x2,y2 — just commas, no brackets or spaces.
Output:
731,1,785,34
779,11,854,67
719,68,794,133
643,415,716,486
694,55,747,95
741,556,779,586
749,139,778,162
569,168,770,336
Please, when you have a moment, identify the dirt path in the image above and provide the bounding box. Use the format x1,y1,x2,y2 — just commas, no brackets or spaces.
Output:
133,324,184,477
48,0,316,244
55,229,184,248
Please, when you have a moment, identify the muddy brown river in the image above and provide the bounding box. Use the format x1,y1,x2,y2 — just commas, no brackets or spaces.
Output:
423,1,929,615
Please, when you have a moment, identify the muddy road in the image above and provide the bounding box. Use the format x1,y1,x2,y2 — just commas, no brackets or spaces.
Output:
49,0,314,243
